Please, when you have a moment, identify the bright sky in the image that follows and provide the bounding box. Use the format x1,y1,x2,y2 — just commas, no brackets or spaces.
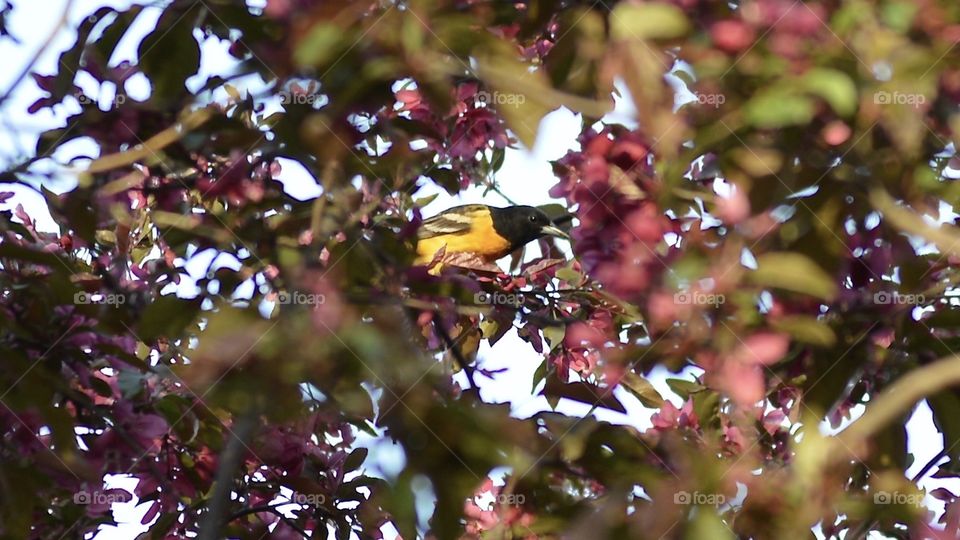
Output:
0,1,953,538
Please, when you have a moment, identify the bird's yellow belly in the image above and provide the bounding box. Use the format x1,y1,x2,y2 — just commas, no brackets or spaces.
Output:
415,232,512,264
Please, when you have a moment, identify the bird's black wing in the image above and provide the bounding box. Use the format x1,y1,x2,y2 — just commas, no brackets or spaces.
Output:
417,204,488,239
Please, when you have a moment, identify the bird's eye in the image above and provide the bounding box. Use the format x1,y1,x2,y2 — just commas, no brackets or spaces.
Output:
529,215,538,222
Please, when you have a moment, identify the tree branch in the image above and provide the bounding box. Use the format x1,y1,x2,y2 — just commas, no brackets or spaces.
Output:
434,319,478,391
834,354,960,459
197,408,258,540
912,449,948,482
226,504,312,538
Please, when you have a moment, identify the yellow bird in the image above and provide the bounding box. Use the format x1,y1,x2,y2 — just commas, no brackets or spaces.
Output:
414,204,569,266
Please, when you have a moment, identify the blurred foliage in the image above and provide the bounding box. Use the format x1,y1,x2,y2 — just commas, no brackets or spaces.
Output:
2,0,960,538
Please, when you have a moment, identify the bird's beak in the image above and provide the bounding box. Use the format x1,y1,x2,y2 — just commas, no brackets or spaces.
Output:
540,224,570,240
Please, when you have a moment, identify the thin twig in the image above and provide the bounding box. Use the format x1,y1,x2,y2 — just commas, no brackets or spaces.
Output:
434,319,478,391
225,503,282,523
912,448,948,482
228,504,312,538
271,509,311,538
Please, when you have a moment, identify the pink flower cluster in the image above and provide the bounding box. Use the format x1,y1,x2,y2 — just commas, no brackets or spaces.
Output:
551,125,677,300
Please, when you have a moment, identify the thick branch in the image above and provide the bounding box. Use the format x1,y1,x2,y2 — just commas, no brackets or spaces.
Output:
834,354,960,457
197,409,258,540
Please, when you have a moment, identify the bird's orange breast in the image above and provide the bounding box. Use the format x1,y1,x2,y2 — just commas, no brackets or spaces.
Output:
414,212,512,264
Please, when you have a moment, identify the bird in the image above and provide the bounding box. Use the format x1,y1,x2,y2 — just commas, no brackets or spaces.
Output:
414,204,570,266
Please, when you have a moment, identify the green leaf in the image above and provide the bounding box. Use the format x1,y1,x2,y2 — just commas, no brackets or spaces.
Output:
929,392,960,460
117,369,146,399
0,243,70,268
90,376,114,398
542,325,565,350
750,252,838,301
620,373,665,408
490,146,506,171
336,519,353,540
92,5,144,66
479,318,500,340
692,390,721,425
685,508,734,539
137,295,201,342
881,1,919,33
537,203,574,234
542,378,626,413
871,189,960,260
770,315,837,347
138,7,201,102
531,358,549,393
666,378,704,399
344,447,368,472
801,68,858,116
150,513,180,540
293,23,344,68
430,169,460,194
745,92,815,128
36,127,82,157
413,193,439,208
475,53,607,148
555,267,582,284
610,3,690,41
478,56,556,148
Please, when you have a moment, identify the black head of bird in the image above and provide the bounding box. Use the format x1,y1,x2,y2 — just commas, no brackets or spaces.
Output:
487,205,569,250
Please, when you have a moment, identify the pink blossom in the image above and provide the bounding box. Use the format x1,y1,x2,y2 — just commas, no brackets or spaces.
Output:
734,332,790,365
723,424,747,451
716,189,751,225
822,121,852,146
711,20,757,53
762,409,787,434
719,359,766,406
651,399,699,430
